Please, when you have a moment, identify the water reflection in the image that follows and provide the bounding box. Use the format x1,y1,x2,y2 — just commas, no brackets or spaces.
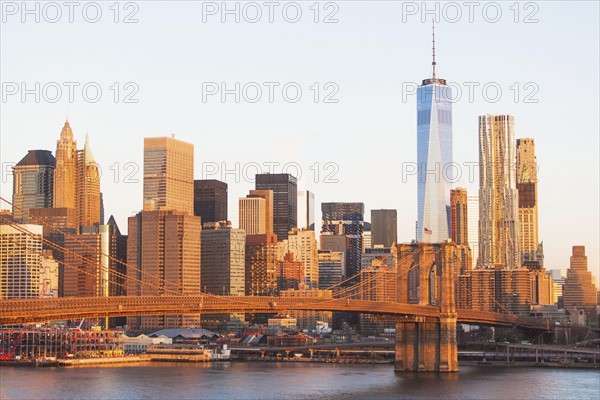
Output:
1,363,598,400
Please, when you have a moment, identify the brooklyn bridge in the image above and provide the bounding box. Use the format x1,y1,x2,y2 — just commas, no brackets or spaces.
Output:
0,204,549,372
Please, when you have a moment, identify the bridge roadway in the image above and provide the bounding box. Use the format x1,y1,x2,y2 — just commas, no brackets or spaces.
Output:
0,295,542,329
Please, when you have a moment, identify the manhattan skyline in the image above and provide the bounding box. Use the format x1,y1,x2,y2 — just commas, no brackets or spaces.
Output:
1,2,598,282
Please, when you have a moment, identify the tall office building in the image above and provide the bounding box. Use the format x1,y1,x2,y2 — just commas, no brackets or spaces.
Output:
12,150,55,223
281,228,319,289
144,137,194,215
201,223,245,296
478,115,520,269
63,224,115,298
127,210,202,329
29,207,77,296
321,202,364,277
516,138,539,265
563,246,597,313
53,119,77,210
467,196,479,269
363,230,372,250
245,233,279,296
416,26,453,243
239,196,266,235
255,173,297,240
371,209,397,247
0,224,43,299
106,216,128,297
75,135,101,227
194,179,228,224
450,189,468,245
248,190,273,234
318,250,345,290
297,190,315,230
361,246,397,270
548,269,565,306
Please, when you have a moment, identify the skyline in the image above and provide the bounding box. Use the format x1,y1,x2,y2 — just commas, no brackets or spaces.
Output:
1,2,598,282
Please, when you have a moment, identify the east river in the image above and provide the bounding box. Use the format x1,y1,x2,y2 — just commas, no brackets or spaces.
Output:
1,362,599,399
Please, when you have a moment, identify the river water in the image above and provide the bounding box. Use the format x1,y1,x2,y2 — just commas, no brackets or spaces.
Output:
1,362,598,400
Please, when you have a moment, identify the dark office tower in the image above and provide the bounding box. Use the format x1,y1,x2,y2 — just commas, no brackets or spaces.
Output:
321,202,364,278
12,150,55,223
255,173,297,241
106,215,128,297
194,179,228,224
371,209,397,248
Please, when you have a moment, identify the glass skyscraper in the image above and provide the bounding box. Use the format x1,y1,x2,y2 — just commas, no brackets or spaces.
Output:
416,27,453,243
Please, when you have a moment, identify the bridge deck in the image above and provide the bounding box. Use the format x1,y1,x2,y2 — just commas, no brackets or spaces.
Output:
0,295,545,329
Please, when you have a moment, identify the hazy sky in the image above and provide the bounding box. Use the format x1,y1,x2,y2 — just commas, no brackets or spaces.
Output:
1,1,598,282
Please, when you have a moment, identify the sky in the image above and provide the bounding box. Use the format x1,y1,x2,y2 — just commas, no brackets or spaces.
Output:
1,1,598,283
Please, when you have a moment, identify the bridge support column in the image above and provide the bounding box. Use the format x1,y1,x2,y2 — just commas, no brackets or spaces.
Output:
394,315,458,372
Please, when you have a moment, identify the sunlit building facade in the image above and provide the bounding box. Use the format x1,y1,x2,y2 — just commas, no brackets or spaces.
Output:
478,115,520,269
144,137,194,215
416,63,453,243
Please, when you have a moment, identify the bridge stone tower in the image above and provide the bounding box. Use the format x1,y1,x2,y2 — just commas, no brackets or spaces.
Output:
394,242,459,372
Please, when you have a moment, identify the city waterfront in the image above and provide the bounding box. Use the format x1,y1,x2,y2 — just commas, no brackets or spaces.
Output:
1,363,598,400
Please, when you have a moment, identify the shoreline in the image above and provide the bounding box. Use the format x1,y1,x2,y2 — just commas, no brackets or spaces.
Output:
1,357,598,370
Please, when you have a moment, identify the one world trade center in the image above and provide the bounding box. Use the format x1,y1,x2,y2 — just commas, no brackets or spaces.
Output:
417,23,453,243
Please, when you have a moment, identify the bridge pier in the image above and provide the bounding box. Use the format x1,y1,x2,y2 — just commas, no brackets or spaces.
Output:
394,315,458,372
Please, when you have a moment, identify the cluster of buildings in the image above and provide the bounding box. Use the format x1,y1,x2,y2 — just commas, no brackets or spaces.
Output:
1,30,598,335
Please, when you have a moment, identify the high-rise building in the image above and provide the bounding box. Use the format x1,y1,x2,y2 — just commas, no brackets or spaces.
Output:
53,119,77,210
0,224,43,299
321,202,364,277
467,196,479,269
530,269,554,306
201,223,245,296
416,26,453,243
144,137,194,215
362,230,372,250
548,269,565,306
281,228,319,289
361,246,397,270
320,232,349,277
371,209,397,248
359,262,398,334
318,250,345,290
63,224,115,298
255,173,297,240
106,215,128,297
12,150,55,223
245,233,279,296
516,138,539,266
248,190,273,234
239,196,266,235
563,246,597,317
194,179,228,224
277,251,304,291
127,210,201,330
297,190,315,230
450,189,468,245
39,250,59,298
478,115,520,269
29,207,77,296
75,135,101,227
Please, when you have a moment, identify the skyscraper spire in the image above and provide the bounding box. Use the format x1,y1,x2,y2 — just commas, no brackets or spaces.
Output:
432,19,437,80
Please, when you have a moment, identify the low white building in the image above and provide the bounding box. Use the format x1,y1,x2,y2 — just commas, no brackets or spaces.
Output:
124,334,172,354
